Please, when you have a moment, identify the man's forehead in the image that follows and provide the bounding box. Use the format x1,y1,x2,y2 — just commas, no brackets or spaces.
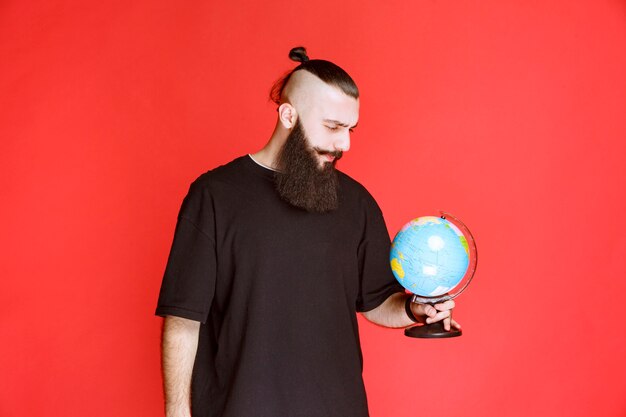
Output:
318,94,359,127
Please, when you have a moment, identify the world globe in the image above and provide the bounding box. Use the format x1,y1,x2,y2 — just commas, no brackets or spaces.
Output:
390,212,477,338
390,215,471,299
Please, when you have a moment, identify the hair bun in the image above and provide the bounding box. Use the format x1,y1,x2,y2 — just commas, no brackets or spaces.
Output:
289,46,309,63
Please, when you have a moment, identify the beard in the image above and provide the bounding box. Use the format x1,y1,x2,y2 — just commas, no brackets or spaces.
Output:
274,120,343,213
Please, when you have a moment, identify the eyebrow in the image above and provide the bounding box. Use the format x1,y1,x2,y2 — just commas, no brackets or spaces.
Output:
323,119,358,129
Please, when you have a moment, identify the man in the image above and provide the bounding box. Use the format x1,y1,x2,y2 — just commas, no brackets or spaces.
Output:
155,47,460,417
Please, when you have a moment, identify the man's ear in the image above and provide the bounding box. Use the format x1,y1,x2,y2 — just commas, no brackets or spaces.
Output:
278,103,297,129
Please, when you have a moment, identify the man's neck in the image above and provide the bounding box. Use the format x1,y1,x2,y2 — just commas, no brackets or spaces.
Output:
251,125,288,170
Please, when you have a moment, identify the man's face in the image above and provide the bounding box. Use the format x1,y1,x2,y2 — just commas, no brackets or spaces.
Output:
274,84,360,213
297,86,360,169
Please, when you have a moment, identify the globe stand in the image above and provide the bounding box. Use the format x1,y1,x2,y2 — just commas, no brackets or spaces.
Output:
405,312,462,339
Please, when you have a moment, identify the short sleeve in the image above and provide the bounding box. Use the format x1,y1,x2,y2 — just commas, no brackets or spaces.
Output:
356,193,405,312
155,179,217,323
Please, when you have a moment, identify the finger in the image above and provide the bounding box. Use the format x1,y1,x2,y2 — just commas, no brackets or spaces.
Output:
414,303,437,318
443,316,451,331
451,318,462,330
434,299,455,311
425,309,451,324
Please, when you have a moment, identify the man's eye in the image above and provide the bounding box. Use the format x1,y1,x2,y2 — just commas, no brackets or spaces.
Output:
326,125,339,131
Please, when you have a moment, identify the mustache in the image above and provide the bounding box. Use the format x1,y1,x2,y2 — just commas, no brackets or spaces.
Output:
313,148,343,160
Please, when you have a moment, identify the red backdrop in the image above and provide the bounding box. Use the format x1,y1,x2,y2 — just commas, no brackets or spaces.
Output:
2,1,625,416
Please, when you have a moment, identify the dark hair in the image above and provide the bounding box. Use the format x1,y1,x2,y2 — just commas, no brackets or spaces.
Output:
269,46,359,105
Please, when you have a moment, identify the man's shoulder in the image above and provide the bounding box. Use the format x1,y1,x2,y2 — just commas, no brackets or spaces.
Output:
188,155,250,190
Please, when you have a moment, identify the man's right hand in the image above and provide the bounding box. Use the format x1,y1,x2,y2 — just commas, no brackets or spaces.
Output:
411,299,461,332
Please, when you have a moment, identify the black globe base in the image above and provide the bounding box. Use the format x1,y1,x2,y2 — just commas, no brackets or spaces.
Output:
404,320,462,338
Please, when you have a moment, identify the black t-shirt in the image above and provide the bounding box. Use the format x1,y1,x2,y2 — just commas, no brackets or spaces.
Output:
156,155,403,417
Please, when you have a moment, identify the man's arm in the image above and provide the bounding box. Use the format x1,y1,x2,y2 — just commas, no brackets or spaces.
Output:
161,316,201,417
362,292,461,330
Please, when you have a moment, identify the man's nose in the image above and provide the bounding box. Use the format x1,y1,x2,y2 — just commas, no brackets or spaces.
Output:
334,133,350,152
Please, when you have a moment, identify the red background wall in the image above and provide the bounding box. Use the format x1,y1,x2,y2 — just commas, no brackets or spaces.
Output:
1,1,625,416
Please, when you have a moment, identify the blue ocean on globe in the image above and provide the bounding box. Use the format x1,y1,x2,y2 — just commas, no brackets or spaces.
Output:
390,216,470,297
